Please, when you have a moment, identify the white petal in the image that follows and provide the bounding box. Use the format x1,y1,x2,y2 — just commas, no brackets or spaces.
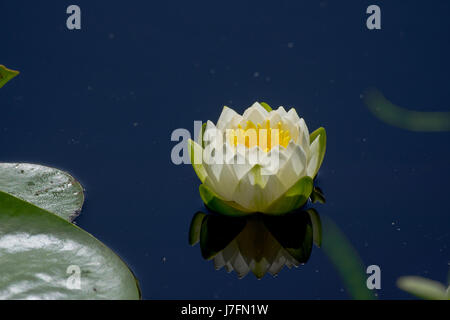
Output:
287,108,301,123
215,163,239,200
216,106,239,130
298,118,310,156
242,102,269,123
277,144,307,189
232,165,285,211
274,106,288,117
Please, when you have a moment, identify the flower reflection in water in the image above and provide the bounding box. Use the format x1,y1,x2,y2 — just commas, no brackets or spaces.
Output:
188,209,321,279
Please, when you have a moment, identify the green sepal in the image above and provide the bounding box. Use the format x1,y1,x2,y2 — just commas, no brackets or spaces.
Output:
188,211,207,246
310,186,326,204
199,184,252,217
0,65,19,88
188,139,207,183
309,127,327,178
307,208,322,247
264,176,314,215
259,102,272,112
199,122,207,148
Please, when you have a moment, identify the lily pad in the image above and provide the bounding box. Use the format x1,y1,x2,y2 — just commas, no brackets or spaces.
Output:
0,65,19,88
0,190,141,300
0,163,84,222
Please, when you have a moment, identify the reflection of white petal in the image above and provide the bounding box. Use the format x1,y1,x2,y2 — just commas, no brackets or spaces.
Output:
268,250,287,276
214,252,226,270
230,252,250,279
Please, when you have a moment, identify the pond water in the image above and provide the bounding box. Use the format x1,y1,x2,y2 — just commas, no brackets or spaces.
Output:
1,1,449,299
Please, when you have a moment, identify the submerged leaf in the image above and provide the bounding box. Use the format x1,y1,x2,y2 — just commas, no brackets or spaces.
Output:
397,276,449,300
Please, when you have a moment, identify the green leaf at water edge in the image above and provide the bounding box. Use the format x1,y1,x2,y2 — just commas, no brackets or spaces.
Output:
0,191,141,300
0,163,84,222
0,65,19,88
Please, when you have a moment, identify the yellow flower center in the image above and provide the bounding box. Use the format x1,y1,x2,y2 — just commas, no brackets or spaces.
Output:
227,120,291,152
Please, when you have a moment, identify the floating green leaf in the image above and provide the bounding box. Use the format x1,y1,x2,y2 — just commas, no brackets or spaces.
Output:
0,163,84,222
0,190,141,300
397,276,449,300
0,65,19,88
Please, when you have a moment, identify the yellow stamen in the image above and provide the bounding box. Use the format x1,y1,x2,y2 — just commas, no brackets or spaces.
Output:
227,120,291,151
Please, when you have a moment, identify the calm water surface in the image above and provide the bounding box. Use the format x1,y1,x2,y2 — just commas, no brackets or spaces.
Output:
1,1,449,299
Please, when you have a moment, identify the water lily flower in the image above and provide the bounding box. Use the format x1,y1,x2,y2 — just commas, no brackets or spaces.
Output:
189,102,326,216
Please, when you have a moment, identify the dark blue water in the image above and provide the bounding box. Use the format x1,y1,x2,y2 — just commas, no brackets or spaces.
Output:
1,1,449,299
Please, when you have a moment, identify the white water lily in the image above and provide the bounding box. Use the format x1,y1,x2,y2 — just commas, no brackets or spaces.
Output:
189,102,326,215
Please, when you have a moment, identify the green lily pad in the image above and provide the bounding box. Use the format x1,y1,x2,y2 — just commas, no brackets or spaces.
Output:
0,65,19,88
309,127,327,179
0,190,140,300
0,163,84,222
397,276,449,300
